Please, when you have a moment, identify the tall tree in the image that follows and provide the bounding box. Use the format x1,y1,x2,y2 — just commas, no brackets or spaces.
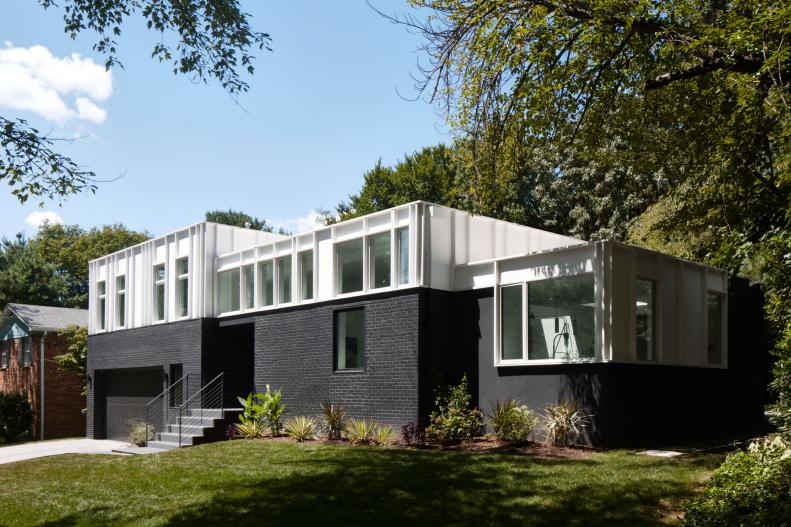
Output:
0,234,67,309
34,223,150,308
2,1,271,203
205,209,274,232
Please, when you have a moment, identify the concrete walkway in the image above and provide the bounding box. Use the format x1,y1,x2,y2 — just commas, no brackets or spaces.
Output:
0,439,129,465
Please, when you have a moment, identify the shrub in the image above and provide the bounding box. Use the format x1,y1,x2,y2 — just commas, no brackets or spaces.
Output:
424,374,484,445
283,416,317,442
345,418,377,445
235,419,265,439
488,399,538,443
0,392,33,442
236,385,287,437
401,420,424,446
542,400,589,446
372,424,393,446
127,419,154,446
320,401,347,440
225,423,238,440
682,435,791,527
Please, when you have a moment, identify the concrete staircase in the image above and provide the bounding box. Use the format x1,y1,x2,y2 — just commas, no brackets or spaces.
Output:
147,408,241,450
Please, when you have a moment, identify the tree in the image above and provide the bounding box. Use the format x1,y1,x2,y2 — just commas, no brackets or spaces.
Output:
205,209,273,232
2,0,271,203
54,325,88,400
0,234,67,309
34,223,150,308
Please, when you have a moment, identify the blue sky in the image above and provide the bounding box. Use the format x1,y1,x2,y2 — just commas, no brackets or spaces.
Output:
0,1,449,238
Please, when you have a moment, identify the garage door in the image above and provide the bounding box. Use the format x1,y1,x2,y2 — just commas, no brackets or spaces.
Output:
102,368,162,441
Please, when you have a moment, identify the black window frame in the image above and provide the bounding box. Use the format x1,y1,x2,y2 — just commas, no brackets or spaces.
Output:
333,307,365,372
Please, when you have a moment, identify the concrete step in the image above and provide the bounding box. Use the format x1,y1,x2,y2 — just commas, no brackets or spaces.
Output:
166,416,218,427
157,432,202,445
146,440,180,451
165,423,214,435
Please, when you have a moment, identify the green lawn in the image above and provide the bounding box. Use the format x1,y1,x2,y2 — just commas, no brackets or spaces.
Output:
0,440,722,527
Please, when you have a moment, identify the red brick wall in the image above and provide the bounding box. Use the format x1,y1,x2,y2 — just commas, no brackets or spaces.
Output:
0,335,86,439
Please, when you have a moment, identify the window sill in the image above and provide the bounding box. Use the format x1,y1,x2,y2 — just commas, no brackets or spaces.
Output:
496,358,601,367
333,368,365,374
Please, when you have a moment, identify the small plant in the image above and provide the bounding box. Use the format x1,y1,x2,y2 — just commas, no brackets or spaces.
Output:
372,424,393,446
234,419,265,439
320,401,347,440
259,385,287,436
225,423,238,440
424,374,484,445
488,399,538,443
345,418,377,445
542,400,589,446
0,392,33,443
283,416,317,442
127,419,154,446
401,420,424,446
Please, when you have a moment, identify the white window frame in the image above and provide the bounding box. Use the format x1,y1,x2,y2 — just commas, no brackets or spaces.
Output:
335,238,365,297
153,263,166,323
242,263,255,311
20,337,32,367
396,227,410,286
258,260,275,307
635,276,660,362
276,255,293,305
0,340,9,369
368,232,392,290
115,275,126,328
495,274,600,367
176,257,189,319
299,250,314,301
97,280,107,331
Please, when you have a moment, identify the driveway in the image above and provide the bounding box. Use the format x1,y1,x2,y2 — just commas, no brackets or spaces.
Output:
0,439,129,465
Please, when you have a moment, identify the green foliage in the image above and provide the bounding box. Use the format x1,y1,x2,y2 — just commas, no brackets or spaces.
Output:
0,392,33,442
543,400,589,447
682,436,791,527
53,325,88,400
372,424,393,446
345,418,377,445
488,400,538,444
127,420,154,447
4,1,270,203
234,419,265,439
320,401,347,440
34,222,150,308
283,416,317,442
425,374,484,444
206,209,274,233
0,234,67,309
237,386,287,437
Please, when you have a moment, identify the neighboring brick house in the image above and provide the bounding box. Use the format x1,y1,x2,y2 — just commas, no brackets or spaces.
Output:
0,303,87,439
87,202,767,448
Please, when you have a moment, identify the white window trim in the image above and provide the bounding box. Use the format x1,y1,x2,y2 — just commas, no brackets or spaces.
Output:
367,232,392,291
396,226,410,287
96,280,107,332
634,276,660,363
153,263,166,324
258,260,275,308
298,250,314,301
276,255,293,306
115,275,127,328
1,340,9,369
176,257,189,319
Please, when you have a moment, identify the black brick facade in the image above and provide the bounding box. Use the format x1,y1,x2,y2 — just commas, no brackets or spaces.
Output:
255,291,421,427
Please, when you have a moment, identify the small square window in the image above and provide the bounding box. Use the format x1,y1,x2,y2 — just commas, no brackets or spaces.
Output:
334,308,365,371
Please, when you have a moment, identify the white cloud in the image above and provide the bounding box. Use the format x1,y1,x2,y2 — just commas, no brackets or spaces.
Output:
0,42,112,124
268,211,325,234
25,210,64,229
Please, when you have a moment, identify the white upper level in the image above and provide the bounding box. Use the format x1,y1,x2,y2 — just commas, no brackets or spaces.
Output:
88,202,583,334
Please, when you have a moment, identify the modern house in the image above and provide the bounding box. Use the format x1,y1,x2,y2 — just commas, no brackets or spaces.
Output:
0,303,88,440
86,202,766,447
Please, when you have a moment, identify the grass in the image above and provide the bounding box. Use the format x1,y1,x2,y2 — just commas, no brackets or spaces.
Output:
0,440,722,527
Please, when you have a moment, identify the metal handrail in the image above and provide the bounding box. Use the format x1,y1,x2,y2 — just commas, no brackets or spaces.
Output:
177,372,225,448
144,373,190,446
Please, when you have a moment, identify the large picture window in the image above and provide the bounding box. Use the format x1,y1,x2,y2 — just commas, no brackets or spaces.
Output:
334,308,364,370
636,278,657,361
300,251,313,301
369,233,391,289
116,276,126,327
176,257,189,318
153,264,166,321
336,239,363,294
259,261,274,306
97,280,106,330
707,292,724,365
278,256,292,304
217,268,240,314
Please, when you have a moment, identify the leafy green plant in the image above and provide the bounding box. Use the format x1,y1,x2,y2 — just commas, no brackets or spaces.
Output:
488,399,538,443
127,419,154,446
258,385,286,436
283,416,317,442
683,435,791,527
0,392,33,442
345,418,377,445
542,400,589,446
234,419,265,439
320,401,347,440
372,424,393,446
424,374,484,445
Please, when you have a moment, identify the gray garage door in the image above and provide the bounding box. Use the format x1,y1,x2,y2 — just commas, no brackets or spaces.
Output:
103,368,162,441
